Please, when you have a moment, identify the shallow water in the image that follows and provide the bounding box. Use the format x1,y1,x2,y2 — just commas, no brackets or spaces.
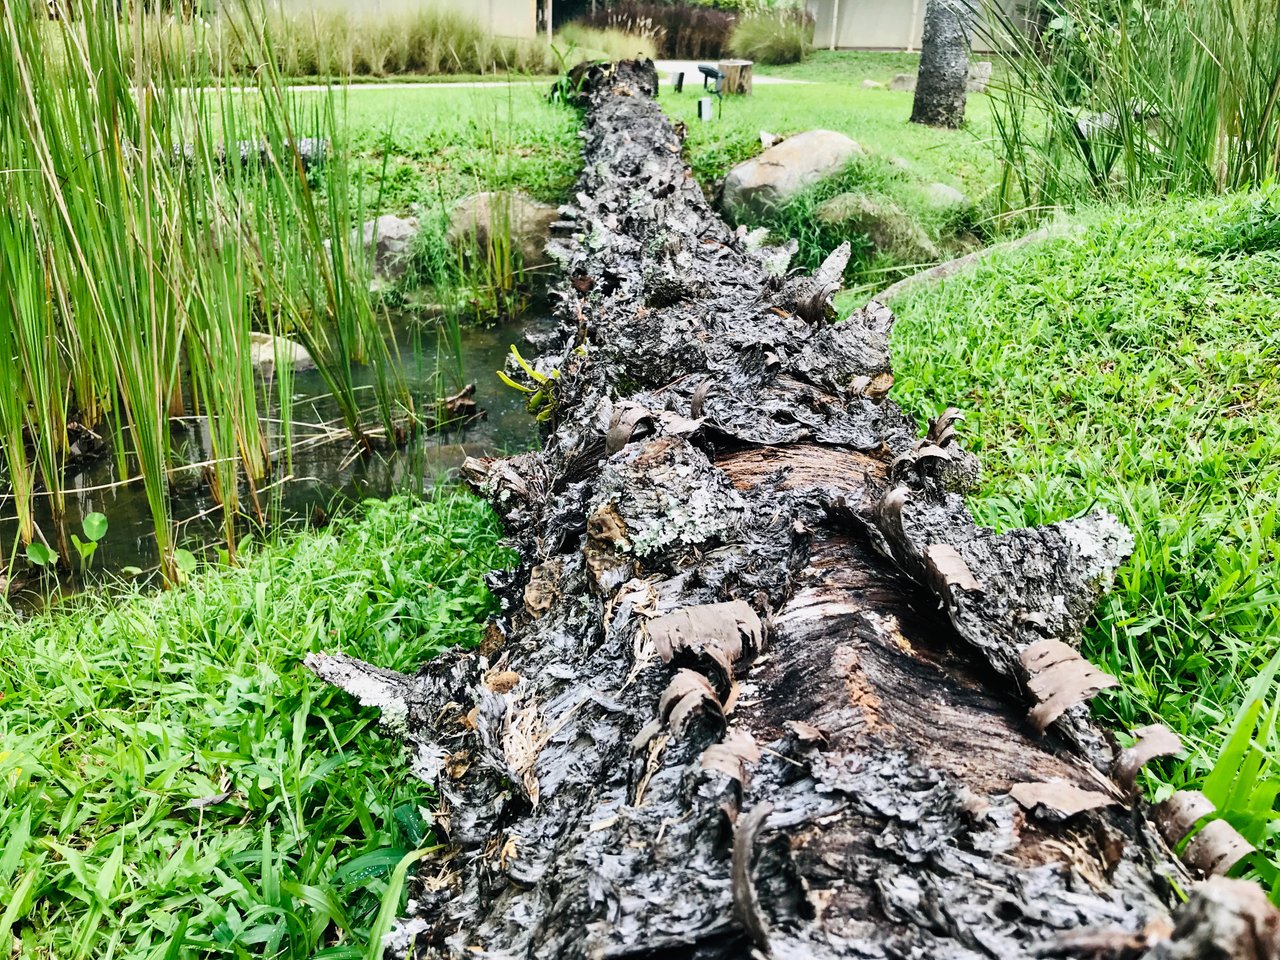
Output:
0,313,548,595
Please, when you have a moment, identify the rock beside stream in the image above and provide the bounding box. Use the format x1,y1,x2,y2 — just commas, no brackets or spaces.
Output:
248,332,315,375
359,214,420,285
446,191,559,271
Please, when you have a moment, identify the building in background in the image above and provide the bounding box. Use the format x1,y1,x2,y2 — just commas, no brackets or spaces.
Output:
267,0,538,39
806,0,1033,53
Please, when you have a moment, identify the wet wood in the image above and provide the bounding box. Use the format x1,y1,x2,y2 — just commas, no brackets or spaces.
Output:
308,60,1280,960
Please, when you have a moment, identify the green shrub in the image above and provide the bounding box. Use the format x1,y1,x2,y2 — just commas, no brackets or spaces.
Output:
727,9,812,66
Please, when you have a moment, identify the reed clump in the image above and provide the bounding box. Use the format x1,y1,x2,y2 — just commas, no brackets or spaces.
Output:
982,0,1280,219
0,0,411,583
727,8,813,66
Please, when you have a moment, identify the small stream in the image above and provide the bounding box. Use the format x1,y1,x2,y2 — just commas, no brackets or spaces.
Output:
0,312,550,596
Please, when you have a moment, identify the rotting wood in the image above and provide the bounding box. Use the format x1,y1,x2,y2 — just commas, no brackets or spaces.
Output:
307,60,1280,959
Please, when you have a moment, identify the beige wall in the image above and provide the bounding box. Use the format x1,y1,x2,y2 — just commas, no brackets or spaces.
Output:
808,0,1027,53
268,0,538,40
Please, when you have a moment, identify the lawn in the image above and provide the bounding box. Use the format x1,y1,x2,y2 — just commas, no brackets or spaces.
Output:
658,69,998,287
660,76,994,202
322,84,581,217
885,191,1280,868
0,495,513,958
755,48,923,84
319,58,995,244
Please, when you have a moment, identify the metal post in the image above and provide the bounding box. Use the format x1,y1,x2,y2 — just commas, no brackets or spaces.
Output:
908,0,922,52
546,0,554,45
829,0,840,51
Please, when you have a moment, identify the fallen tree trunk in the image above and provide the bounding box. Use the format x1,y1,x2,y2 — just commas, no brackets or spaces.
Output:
308,61,1280,959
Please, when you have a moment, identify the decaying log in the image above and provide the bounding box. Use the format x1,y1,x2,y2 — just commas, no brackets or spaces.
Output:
307,60,1280,959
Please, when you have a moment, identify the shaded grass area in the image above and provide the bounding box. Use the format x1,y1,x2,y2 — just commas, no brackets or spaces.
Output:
883,192,1280,863
0,493,513,958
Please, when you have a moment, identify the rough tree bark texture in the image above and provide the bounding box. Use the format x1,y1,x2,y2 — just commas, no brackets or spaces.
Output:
309,61,1280,959
911,0,970,129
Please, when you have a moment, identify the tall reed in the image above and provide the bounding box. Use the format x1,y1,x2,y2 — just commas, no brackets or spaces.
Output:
0,0,412,582
981,0,1280,219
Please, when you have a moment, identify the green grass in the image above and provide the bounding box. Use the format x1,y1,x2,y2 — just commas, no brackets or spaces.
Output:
335,85,580,215
882,190,1280,870
659,71,997,287
0,492,514,958
319,54,987,299
756,48,922,83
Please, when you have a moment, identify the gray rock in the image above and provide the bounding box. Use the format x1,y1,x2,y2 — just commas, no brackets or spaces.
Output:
359,214,419,284
967,60,993,94
722,130,865,219
861,79,884,89
889,73,916,92
923,182,968,208
446,191,559,271
815,192,940,262
248,332,315,376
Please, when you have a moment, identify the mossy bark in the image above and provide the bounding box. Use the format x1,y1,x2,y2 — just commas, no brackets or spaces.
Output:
309,60,1280,960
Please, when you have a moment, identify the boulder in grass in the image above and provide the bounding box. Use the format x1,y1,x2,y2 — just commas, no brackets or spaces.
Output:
923,182,968,209
359,214,420,284
861,79,885,89
815,192,940,262
721,130,865,220
248,332,315,376
889,73,916,92
446,191,559,272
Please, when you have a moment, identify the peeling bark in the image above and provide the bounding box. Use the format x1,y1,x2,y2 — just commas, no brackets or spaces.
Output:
308,61,1280,960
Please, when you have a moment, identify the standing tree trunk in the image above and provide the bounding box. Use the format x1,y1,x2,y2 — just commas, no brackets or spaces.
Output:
309,61,1280,959
911,0,971,128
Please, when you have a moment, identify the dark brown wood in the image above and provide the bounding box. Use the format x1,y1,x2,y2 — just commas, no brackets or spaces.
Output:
308,60,1280,960
718,59,753,95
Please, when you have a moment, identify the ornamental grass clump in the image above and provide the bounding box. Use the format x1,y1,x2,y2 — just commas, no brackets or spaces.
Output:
982,0,1280,218
727,8,813,66
0,0,411,582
